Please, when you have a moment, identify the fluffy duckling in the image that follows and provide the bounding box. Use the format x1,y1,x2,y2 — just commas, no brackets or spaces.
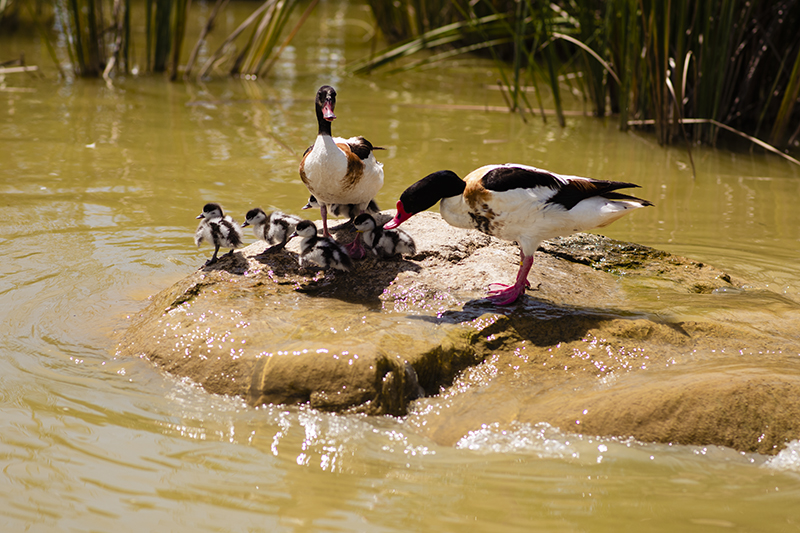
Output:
353,213,416,258
290,220,353,272
299,85,384,258
302,194,380,221
385,164,653,304
195,202,244,266
242,208,302,250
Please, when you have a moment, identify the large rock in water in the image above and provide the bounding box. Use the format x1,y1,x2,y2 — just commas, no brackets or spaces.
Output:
119,212,800,454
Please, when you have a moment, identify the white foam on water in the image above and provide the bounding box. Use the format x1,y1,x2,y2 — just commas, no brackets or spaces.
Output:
764,440,800,472
455,421,577,458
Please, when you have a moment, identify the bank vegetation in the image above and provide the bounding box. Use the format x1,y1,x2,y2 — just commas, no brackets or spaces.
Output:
1,0,798,154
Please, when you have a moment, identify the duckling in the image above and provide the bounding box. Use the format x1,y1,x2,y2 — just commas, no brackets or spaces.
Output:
302,195,381,222
353,213,416,258
195,203,244,266
242,208,302,251
290,220,353,272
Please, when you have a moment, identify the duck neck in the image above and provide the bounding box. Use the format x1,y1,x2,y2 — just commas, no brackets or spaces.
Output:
311,132,344,161
400,170,466,214
316,107,333,137
440,196,474,229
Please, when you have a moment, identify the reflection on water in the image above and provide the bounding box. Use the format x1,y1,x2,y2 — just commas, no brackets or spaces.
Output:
2,0,800,530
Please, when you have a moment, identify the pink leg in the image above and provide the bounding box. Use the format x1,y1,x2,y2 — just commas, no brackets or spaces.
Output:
487,253,534,305
345,235,366,259
320,204,330,238
344,206,366,259
487,251,530,291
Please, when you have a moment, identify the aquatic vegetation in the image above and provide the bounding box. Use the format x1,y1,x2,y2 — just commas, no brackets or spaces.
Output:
10,0,312,80
5,0,798,155
195,0,319,79
358,0,800,152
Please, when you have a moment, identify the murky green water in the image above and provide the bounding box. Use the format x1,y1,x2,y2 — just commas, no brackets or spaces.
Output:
2,0,800,530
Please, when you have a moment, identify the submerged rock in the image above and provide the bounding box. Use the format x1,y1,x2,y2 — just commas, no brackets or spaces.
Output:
119,212,800,454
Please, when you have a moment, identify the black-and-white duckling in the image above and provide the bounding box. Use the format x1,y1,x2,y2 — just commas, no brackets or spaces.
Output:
290,220,353,272
299,85,384,258
385,164,653,305
242,207,302,250
353,213,416,258
195,202,244,266
302,194,380,221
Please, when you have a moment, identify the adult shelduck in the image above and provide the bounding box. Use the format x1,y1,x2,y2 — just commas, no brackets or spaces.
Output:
195,203,244,266
384,164,653,305
299,85,384,258
290,220,353,272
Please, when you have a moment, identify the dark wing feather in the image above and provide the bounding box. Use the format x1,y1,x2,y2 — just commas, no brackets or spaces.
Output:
601,191,654,206
480,166,647,210
220,219,243,247
548,180,645,210
347,137,376,160
480,166,563,192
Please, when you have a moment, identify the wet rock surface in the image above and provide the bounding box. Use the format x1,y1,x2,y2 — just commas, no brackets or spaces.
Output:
119,212,800,454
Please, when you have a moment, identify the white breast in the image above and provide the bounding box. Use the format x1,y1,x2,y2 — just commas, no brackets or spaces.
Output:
303,136,348,196
303,136,383,205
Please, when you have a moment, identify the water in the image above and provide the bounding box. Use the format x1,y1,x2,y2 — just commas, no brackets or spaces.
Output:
2,0,800,530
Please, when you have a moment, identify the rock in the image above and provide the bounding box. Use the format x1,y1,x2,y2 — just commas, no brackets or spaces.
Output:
118,212,800,454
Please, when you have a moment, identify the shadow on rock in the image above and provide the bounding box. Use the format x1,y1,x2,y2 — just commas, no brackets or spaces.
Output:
197,251,250,275
292,255,421,307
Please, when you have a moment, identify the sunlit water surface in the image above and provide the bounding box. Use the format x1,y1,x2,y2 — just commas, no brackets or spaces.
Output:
2,0,800,530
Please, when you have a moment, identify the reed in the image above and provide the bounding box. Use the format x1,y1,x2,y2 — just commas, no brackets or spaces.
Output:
169,0,190,79
350,14,511,74
360,0,800,153
20,0,311,81
10,0,799,153
193,0,307,79
147,0,175,73
233,0,303,77
1,0,25,30
184,0,230,78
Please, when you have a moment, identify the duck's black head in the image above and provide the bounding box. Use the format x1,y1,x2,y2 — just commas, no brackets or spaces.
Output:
353,213,377,232
198,202,224,220
385,170,465,229
291,219,318,239
242,207,265,227
315,86,337,133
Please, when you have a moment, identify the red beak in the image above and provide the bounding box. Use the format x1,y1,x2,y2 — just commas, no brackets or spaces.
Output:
322,101,336,121
383,200,414,229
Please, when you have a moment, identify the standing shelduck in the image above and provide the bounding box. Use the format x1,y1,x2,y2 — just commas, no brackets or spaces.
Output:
384,164,653,304
353,213,416,258
242,207,302,251
290,220,353,272
195,203,244,266
299,85,384,258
